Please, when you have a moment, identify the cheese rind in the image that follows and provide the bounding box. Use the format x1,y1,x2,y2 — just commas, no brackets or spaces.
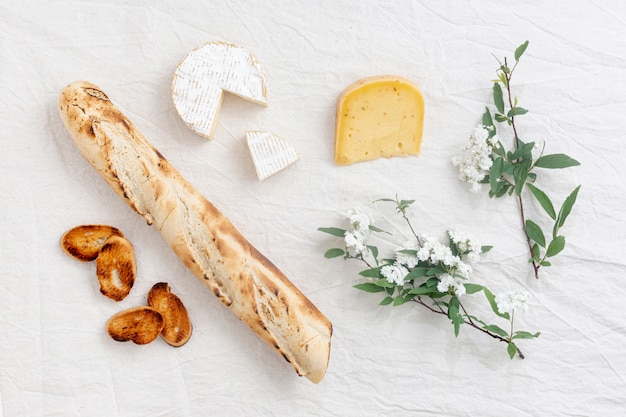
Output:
172,42,269,140
246,131,299,180
334,75,425,165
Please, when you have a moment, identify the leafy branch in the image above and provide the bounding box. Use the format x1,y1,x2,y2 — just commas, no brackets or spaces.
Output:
455,41,581,278
319,197,539,359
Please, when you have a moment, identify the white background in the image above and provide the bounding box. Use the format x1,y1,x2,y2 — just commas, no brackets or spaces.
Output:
2,1,625,416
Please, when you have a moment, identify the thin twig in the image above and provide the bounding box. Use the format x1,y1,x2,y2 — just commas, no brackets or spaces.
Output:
503,66,541,279
411,298,525,359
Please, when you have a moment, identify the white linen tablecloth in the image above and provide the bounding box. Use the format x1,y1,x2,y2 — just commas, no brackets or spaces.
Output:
1,1,625,415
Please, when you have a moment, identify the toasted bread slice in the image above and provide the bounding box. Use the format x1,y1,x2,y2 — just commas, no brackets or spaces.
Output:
106,306,164,345
95,235,136,301
60,225,124,261
148,282,192,347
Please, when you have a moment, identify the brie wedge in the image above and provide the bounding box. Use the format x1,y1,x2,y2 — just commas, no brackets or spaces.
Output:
334,75,425,165
172,42,269,139
246,131,299,180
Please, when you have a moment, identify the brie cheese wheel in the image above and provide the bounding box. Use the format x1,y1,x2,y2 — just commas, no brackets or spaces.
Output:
245,131,299,180
334,75,425,165
172,42,269,139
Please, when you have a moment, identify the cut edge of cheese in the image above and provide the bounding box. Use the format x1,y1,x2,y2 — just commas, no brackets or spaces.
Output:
245,131,300,180
171,41,269,140
334,75,425,165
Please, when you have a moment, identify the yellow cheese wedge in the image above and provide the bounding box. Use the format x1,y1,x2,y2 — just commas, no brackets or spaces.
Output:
334,75,425,165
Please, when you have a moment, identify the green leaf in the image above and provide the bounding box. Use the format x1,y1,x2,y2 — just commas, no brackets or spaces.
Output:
393,296,408,306
366,245,379,262
513,331,541,340
531,243,541,261
368,225,390,234
514,40,529,61
374,278,396,288
556,185,581,229
427,264,446,276
494,113,508,123
534,154,581,169
507,107,528,117
493,83,505,114
546,235,566,258
317,227,346,237
323,248,346,258
491,181,511,198
525,219,546,247
513,165,529,195
526,183,557,220
353,283,385,293
464,283,484,294
408,286,436,295
482,107,494,128
448,297,463,337
379,296,393,306
507,341,518,359
540,260,552,267
481,245,494,253
483,287,510,320
359,266,383,278
483,324,509,338
405,267,430,280
490,157,504,193
510,140,535,161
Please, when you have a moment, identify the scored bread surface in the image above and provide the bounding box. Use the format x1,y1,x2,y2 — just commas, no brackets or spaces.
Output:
58,81,332,383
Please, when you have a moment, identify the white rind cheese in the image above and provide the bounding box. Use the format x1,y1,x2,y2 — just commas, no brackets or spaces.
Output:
246,131,299,180
172,42,269,139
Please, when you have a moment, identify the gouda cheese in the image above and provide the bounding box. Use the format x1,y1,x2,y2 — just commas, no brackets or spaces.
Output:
334,75,424,165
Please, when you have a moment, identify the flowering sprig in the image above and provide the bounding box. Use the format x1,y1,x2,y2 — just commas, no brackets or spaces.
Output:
453,41,581,279
318,196,539,359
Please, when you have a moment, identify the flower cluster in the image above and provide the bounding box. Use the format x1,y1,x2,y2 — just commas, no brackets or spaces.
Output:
343,208,370,255
495,290,530,315
319,196,540,359
452,41,581,279
452,125,500,193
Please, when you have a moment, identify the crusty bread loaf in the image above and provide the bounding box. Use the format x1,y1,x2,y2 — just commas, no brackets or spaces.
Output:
58,81,332,383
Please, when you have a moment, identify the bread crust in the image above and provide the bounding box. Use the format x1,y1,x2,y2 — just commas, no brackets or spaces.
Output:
60,224,124,261
58,81,332,383
147,282,192,347
106,306,164,345
95,235,136,301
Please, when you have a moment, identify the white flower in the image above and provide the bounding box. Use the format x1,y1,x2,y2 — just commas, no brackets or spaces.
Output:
466,251,481,264
495,290,530,315
381,264,409,286
344,208,371,234
436,273,466,297
344,230,366,254
473,125,490,142
488,134,500,147
452,124,496,192
455,260,472,279
395,240,419,269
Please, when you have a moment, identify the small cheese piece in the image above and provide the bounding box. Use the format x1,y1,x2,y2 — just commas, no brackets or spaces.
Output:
246,131,299,180
334,75,425,165
172,42,269,139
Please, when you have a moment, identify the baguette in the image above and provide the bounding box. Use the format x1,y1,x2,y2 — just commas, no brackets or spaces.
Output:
58,81,332,383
